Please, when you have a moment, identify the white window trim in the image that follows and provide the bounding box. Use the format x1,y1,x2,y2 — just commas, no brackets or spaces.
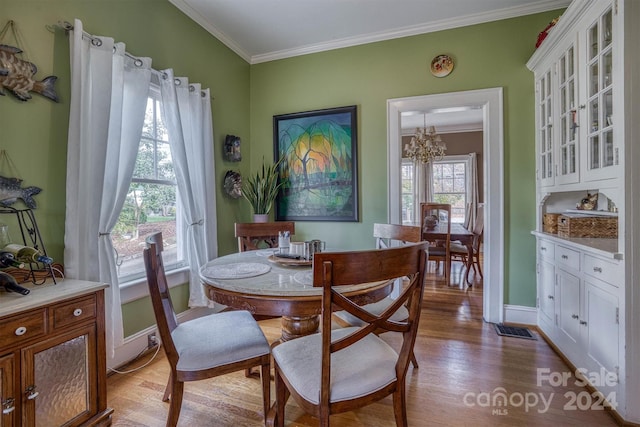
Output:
119,267,190,304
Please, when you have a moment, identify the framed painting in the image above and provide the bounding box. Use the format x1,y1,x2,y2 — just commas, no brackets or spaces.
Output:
273,105,358,222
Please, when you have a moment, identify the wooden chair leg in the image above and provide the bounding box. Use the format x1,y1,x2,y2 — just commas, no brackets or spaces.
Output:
260,361,271,422
410,350,419,369
274,367,288,427
163,375,172,402
475,254,483,278
392,386,408,427
166,376,184,427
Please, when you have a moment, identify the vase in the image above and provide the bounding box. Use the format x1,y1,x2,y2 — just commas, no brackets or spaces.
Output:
253,214,269,223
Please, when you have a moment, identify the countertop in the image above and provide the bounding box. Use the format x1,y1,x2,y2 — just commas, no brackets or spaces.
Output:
0,278,109,318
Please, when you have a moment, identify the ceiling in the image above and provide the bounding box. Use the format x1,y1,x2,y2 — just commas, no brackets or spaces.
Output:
169,0,568,64
168,0,569,131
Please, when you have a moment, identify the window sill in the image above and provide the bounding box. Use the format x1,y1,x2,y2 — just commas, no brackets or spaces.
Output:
119,266,190,304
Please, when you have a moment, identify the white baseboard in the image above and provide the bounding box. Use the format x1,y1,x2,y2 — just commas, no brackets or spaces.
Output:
503,304,537,325
107,306,220,370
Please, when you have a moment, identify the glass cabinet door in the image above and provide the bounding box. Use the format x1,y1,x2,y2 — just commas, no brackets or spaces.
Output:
538,70,554,187
557,44,579,184
586,7,615,178
21,326,97,427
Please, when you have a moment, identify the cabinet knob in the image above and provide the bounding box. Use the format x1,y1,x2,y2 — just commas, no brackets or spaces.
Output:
578,104,586,110
73,308,83,317
25,385,39,400
580,320,588,326
541,246,547,251
572,314,579,319
561,255,568,260
593,266,603,273
2,397,15,415
14,326,27,336
548,295,554,300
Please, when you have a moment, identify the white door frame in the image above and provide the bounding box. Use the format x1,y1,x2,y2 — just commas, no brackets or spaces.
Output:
387,87,504,323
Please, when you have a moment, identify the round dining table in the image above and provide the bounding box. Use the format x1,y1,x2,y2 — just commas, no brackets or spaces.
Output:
199,249,393,342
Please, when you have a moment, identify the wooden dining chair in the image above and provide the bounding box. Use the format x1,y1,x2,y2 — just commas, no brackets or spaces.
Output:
143,232,271,427
451,204,484,280
267,242,429,427
333,223,422,367
235,221,295,251
420,203,452,281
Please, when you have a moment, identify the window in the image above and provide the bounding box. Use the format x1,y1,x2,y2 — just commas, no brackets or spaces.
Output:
112,87,186,282
432,159,467,223
401,160,415,224
401,155,471,225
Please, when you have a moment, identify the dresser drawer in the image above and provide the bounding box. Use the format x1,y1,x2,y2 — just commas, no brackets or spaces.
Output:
583,254,620,287
51,294,97,331
555,245,580,270
538,240,555,260
0,309,47,349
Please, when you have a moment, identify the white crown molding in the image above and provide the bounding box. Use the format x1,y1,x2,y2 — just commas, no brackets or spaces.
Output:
171,0,570,64
251,0,571,64
168,0,252,63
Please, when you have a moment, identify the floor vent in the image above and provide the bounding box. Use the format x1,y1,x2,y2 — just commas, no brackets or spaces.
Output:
494,324,536,340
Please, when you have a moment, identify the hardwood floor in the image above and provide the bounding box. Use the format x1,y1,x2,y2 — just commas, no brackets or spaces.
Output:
107,261,619,426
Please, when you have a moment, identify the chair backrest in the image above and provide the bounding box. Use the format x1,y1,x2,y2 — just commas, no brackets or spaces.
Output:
143,232,179,366
234,221,295,252
312,242,429,409
373,223,422,249
420,202,451,238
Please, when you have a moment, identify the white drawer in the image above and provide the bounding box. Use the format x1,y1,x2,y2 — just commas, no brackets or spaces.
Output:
555,245,580,270
583,254,620,287
538,240,555,260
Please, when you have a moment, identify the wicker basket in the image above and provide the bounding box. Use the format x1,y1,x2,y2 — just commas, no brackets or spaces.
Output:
543,213,560,234
557,213,618,238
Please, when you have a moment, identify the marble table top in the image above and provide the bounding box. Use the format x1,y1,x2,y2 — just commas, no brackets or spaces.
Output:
199,249,386,297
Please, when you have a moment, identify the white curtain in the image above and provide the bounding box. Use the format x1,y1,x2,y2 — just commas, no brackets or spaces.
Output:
467,152,480,227
65,19,151,358
413,161,433,224
158,70,218,307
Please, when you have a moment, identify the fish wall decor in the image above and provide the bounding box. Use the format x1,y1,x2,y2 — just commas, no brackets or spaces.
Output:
0,175,42,209
0,44,58,102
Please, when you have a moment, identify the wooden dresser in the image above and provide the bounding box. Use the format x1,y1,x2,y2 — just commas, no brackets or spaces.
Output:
0,279,113,426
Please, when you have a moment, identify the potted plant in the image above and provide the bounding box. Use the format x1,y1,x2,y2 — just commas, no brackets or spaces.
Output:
242,158,283,222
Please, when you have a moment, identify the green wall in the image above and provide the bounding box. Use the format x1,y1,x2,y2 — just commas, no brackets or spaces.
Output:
249,12,563,307
1,0,251,328
2,0,563,337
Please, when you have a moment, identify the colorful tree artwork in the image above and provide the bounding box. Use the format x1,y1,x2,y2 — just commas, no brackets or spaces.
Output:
273,105,358,221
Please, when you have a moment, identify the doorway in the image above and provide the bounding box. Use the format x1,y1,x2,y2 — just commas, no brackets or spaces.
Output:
387,88,504,323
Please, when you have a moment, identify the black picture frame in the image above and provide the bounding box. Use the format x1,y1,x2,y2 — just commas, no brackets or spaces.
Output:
273,105,358,222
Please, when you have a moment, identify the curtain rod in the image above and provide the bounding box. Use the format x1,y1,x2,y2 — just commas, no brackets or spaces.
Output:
47,20,214,99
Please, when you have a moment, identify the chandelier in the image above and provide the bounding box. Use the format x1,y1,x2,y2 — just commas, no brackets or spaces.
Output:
404,116,446,164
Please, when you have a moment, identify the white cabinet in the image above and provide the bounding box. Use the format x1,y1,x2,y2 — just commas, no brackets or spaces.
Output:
582,7,617,182
536,239,556,330
534,40,580,188
556,266,580,348
528,1,619,191
534,234,621,398
583,279,619,376
530,0,640,423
